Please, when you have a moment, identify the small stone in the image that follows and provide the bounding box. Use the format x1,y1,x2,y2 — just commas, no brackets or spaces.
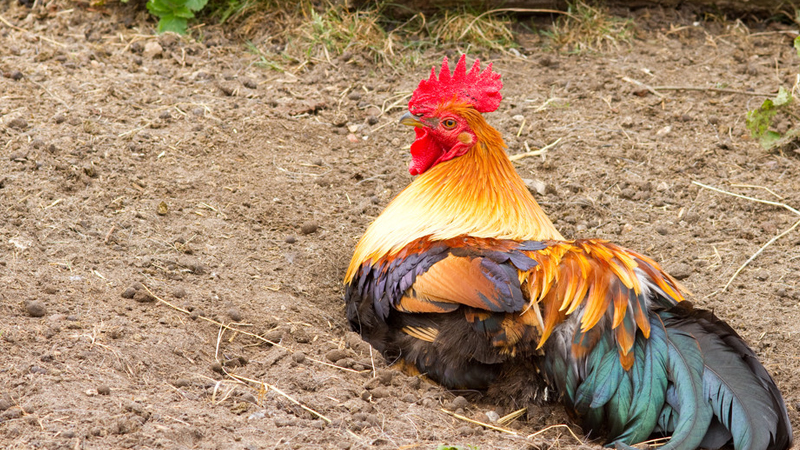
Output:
401,394,416,403
669,263,692,281
172,286,186,298
367,115,379,125
285,236,297,244
211,362,224,374
655,226,669,235
53,113,66,124
143,41,163,58
376,369,394,386
370,387,390,399
227,307,243,322
173,378,190,387
121,287,137,299
457,425,476,436
132,291,155,303
25,300,47,318
523,178,547,196
7,118,28,130
486,410,500,422
62,430,75,438
451,396,469,410
5,70,23,80
292,351,306,363
300,222,318,235
97,385,111,395
274,417,297,427
326,349,349,362
241,78,257,89
157,201,168,216
347,91,363,101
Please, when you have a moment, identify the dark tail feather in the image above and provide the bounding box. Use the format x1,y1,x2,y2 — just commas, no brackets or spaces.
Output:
542,302,792,450
662,303,792,450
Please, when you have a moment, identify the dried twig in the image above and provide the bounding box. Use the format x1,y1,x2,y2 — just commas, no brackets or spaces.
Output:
0,14,66,47
226,372,332,423
509,137,562,162
527,423,585,444
621,76,664,98
439,408,518,435
692,181,800,291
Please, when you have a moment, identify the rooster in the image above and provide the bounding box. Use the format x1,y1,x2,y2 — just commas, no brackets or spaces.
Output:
344,55,792,450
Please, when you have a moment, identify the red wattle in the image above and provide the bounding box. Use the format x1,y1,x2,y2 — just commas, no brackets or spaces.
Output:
408,127,443,176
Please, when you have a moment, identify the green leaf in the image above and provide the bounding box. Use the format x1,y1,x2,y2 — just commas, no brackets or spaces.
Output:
158,15,188,34
794,35,800,58
745,99,777,139
774,86,792,107
184,0,208,12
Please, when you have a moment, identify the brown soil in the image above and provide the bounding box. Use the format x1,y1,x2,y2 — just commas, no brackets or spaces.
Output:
1,2,799,449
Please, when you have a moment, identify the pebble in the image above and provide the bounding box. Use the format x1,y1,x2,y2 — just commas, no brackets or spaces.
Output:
7,118,28,130
451,395,469,410
274,417,297,427
300,222,318,235
97,385,111,395
655,226,669,235
326,349,350,362
292,351,306,363
143,41,163,58
486,410,500,422
172,286,186,298
5,70,23,80
285,236,297,244
376,369,394,385
668,263,692,281
25,300,47,317
53,113,66,124
173,378,190,387
133,291,155,303
120,286,137,299
227,307,242,322
457,425,476,436
370,387,390,399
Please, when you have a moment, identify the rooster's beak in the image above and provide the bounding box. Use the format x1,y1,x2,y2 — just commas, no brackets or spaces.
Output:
399,111,424,127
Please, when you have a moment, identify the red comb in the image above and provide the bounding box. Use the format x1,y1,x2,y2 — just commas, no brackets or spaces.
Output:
408,55,502,114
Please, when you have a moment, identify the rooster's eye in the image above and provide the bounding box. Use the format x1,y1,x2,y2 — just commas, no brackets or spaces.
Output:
442,119,457,129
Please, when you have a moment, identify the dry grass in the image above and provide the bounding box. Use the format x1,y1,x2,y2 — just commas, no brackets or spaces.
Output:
202,0,633,69
543,1,634,52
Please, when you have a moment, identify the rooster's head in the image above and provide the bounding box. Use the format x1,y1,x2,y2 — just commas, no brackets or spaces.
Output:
400,55,503,175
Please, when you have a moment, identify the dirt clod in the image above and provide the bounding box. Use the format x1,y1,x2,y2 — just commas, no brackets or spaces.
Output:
24,300,47,317
133,291,155,303
300,222,319,235
97,385,111,395
7,118,28,130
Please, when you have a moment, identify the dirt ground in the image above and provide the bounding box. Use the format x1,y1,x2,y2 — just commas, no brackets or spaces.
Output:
2,1,800,449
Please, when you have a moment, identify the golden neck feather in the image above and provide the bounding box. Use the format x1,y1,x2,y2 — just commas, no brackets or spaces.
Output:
345,112,562,283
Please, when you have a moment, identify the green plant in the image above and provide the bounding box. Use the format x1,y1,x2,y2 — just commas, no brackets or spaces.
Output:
745,36,800,151
146,0,209,34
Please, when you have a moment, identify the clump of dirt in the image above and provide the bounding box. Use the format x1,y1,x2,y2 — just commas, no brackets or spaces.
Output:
1,2,799,449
